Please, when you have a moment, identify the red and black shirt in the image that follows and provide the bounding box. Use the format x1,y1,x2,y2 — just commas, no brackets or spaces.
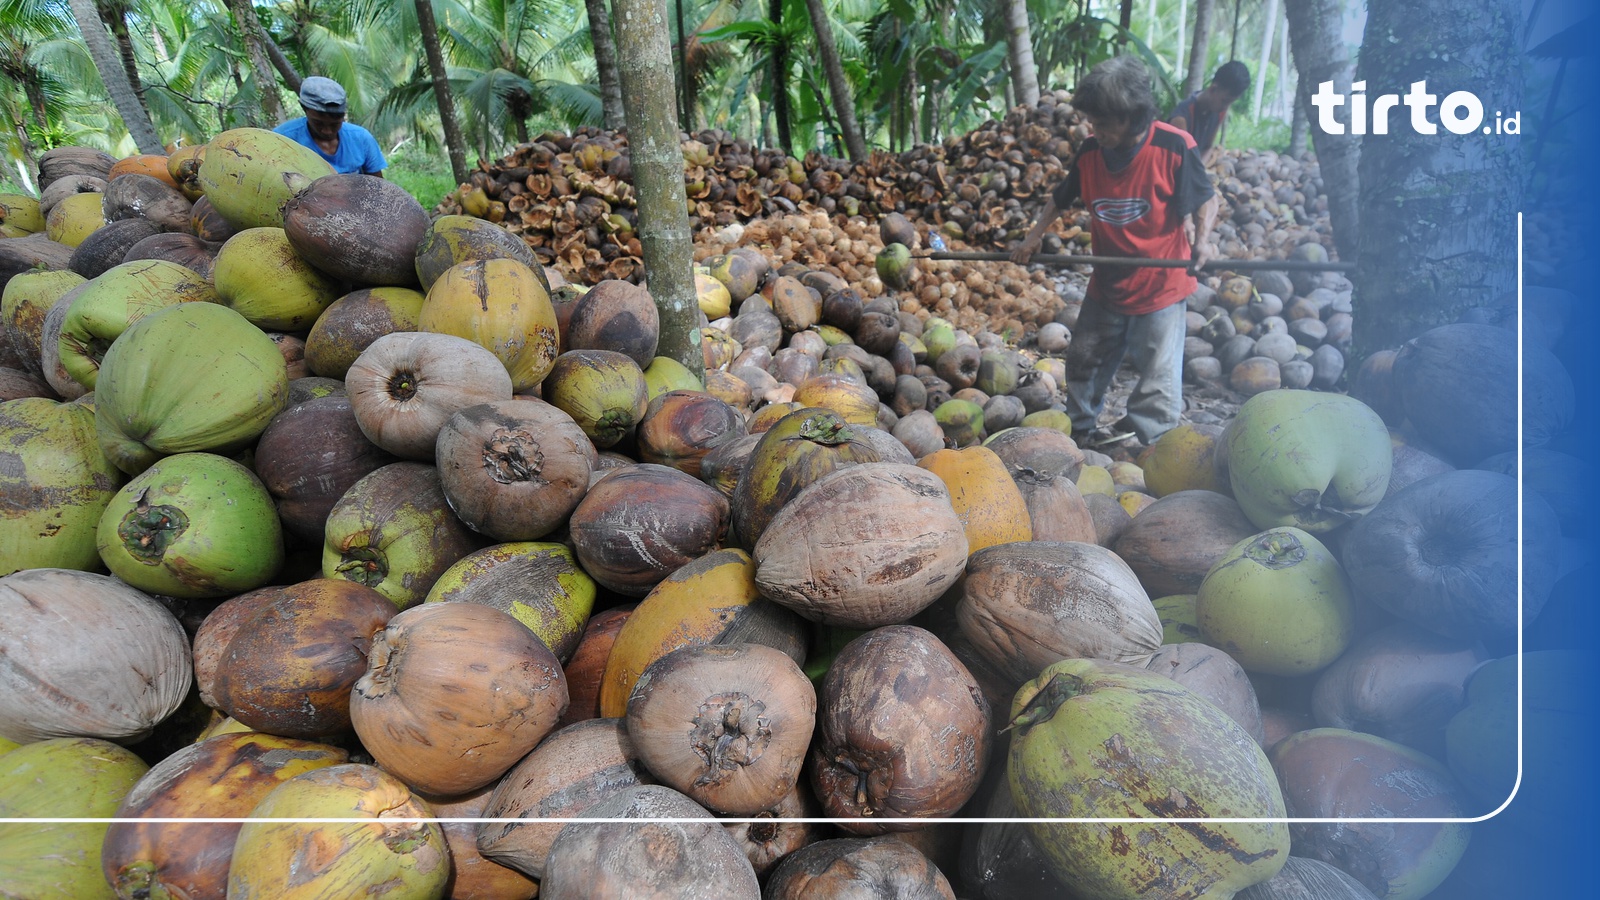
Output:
1052,120,1214,315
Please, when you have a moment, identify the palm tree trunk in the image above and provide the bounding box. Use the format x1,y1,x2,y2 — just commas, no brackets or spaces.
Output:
223,0,285,124
1252,0,1279,120
769,0,791,153
264,32,303,94
102,4,157,131
674,0,694,131
1183,0,1216,96
613,0,702,379
1283,0,1358,259
68,0,162,153
1353,0,1521,352
802,0,866,161
415,0,471,187
1002,0,1040,108
584,0,626,129
1175,0,1188,77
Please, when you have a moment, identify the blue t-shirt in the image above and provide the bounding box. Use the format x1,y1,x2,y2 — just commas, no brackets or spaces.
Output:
273,118,387,175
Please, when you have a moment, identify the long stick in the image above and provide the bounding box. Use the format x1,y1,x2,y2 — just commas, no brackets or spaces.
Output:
915,250,1354,273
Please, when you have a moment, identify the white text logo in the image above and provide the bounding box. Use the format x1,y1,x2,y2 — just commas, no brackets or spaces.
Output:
1311,81,1519,135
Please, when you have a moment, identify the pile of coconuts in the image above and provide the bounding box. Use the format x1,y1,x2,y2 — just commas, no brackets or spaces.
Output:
0,131,1583,900
432,94,1334,340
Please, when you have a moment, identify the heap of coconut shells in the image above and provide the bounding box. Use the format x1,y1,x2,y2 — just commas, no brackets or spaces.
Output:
435,91,1334,306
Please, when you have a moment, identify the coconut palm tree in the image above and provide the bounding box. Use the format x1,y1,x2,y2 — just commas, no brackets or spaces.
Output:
414,0,469,184
67,0,162,151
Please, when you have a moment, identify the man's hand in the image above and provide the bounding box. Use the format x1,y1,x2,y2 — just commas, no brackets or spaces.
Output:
1189,239,1216,275
1011,234,1042,266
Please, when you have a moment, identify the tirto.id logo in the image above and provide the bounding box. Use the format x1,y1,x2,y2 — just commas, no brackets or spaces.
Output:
1312,81,1520,135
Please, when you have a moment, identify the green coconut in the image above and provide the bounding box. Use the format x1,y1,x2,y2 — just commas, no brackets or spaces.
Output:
424,542,597,663
0,737,150,900
1224,390,1391,532
58,259,220,391
875,242,913,290
1008,658,1289,899
213,227,343,331
1196,527,1354,676
3,269,86,375
95,301,288,475
196,128,335,230
643,355,704,400
0,396,126,575
412,213,544,291
541,349,650,449
96,451,284,599
226,764,449,900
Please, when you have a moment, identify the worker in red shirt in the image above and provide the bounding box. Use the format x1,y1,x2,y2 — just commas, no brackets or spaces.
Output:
1012,55,1218,450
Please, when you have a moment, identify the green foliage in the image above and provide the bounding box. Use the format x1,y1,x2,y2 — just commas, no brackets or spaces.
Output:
385,140,459,210
1221,113,1291,154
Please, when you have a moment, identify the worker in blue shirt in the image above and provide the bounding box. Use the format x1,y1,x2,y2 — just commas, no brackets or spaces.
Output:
274,76,387,176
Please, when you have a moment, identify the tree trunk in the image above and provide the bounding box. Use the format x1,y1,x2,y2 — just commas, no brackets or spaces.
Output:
1288,89,1308,156
1176,0,1188,77
264,31,303,94
768,0,791,153
1183,0,1216,96
1118,0,1133,48
674,0,693,131
1353,0,1521,353
102,5,156,130
1253,0,1279,120
415,0,471,186
803,0,867,160
1276,8,1292,117
1002,0,1040,108
1283,0,1359,260
584,0,626,129
68,0,162,153
614,0,702,379
224,0,285,125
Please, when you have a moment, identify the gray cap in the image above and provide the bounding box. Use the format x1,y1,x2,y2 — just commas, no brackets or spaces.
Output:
298,76,347,114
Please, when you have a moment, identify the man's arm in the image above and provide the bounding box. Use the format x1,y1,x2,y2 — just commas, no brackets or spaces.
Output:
1189,193,1219,273
1011,197,1061,266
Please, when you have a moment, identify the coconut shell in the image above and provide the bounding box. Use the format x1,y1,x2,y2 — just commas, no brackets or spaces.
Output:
636,389,748,477
565,279,660,368
1144,642,1267,745
754,463,968,628
767,838,956,900
625,642,815,815
811,626,990,833
569,464,730,597
67,218,162,279
209,579,397,737
557,606,632,727
540,785,760,899
101,173,192,232
435,398,596,541
1113,490,1259,597
1342,470,1559,645
1237,857,1381,900
254,395,398,541
1310,622,1487,756
477,718,656,879
282,173,430,285
100,732,349,900
1393,323,1573,464
122,232,220,279
0,569,192,744
957,541,1163,685
1272,728,1469,900
351,602,568,796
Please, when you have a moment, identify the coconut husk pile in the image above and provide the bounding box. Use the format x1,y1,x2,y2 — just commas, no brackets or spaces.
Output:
434,90,1334,336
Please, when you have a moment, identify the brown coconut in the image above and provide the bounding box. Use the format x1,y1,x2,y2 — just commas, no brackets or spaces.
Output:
754,463,969,628
1113,489,1259,597
283,173,431,286
957,540,1163,685
564,279,660,368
